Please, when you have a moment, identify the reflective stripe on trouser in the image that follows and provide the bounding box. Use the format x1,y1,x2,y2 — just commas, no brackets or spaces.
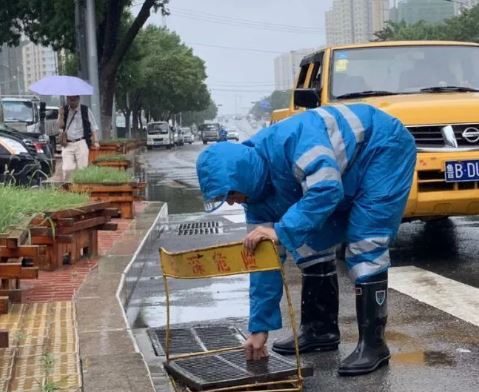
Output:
61,139,89,181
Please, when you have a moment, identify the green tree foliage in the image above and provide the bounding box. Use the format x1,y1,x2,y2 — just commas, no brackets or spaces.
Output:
374,5,479,42
181,98,218,127
0,0,169,137
249,90,291,120
115,26,211,130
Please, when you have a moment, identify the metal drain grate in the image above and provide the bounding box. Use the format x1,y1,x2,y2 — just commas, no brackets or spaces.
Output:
148,325,243,356
148,325,312,391
177,221,223,235
164,350,308,391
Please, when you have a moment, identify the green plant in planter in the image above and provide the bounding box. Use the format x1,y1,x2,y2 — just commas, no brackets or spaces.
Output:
93,154,130,163
0,186,89,233
71,166,133,184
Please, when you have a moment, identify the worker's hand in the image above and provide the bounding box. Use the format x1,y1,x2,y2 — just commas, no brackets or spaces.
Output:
244,332,269,361
93,142,100,149
243,226,278,255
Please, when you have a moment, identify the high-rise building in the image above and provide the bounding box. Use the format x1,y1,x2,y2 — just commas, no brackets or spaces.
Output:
325,0,390,45
392,0,455,23
274,48,317,91
22,40,58,93
0,44,25,95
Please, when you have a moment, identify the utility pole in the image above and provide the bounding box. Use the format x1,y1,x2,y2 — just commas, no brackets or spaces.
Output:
85,0,102,139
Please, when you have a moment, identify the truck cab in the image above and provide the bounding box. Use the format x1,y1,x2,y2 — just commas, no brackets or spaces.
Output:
199,123,221,144
272,41,479,220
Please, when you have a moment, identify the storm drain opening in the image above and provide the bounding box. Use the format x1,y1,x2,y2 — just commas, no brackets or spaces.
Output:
177,221,223,236
147,325,313,391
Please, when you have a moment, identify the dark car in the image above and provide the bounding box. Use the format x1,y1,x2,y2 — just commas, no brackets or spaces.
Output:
0,125,55,177
0,130,42,186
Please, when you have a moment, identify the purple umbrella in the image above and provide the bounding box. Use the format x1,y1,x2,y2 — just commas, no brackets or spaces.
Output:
29,75,94,96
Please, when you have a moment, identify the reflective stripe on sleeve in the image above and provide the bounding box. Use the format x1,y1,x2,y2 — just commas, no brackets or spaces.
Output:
313,107,348,172
334,104,365,144
294,145,336,181
303,167,341,191
346,236,390,259
349,250,390,281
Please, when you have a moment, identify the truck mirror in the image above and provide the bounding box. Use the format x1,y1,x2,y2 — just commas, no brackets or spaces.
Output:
294,88,320,108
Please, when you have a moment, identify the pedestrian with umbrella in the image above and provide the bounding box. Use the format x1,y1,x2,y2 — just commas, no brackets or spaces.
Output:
29,76,100,180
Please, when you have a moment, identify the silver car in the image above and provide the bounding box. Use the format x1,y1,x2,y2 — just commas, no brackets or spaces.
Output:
180,127,194,144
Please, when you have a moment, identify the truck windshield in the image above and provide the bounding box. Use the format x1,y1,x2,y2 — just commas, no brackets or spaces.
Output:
331,45,479,99
199,124,219,132
2,101,34,123
147,123,169,134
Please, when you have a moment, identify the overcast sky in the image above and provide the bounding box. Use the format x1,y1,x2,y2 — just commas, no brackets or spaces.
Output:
137,0,333,115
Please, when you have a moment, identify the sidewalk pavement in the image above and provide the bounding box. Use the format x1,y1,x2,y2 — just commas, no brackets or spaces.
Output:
0,201,164,391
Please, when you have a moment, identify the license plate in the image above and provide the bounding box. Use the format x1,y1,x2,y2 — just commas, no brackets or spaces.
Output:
445,160,479,182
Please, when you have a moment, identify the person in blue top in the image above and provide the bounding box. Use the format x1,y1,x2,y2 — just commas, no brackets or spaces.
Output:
196,103,416,376
218,126,228,142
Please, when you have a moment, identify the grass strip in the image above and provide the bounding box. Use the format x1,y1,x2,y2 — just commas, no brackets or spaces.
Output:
71,165,133,184
93,154,130,163
0,186,89,233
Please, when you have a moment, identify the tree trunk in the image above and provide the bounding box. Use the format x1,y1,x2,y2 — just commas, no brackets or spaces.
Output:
125,108,131,139
99,67,116,139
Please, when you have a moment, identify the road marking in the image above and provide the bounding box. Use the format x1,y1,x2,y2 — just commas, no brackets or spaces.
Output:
389,266,479,327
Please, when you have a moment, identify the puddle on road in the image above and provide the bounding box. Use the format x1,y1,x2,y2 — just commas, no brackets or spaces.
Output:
131,276,249,328
392,350,456,367
145,173,204,214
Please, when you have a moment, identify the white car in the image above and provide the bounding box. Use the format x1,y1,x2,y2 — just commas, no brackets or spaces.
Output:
226,130,239,141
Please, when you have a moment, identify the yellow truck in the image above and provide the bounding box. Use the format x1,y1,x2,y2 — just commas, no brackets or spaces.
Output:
271,41,479,220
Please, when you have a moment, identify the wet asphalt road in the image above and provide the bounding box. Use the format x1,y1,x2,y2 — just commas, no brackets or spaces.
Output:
130,119,479,392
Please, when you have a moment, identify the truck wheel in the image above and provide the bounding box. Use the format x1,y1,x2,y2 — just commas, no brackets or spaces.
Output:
147,146,152,150
203,141,207,145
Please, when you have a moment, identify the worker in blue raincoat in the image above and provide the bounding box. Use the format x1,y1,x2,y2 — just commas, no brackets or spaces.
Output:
218,126,228,142
196,104,416,376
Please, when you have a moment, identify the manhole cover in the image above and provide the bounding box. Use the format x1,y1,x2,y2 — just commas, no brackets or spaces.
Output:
177,221,223,235
147,325,312,391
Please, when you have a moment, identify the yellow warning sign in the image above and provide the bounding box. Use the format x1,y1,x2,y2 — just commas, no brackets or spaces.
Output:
160,240,280,278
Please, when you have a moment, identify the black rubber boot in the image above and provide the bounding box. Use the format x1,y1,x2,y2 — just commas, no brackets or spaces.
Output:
338,272,390,376
272,260,340,355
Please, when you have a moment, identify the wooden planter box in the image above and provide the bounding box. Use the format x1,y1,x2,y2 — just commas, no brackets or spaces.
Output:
66,183,145,219
93,159,130,170
28,202,118,271
88,139,145,163
0,227,41,317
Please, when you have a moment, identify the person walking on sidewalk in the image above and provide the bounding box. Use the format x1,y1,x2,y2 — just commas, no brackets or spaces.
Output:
57,95,100,180
196,103,416,376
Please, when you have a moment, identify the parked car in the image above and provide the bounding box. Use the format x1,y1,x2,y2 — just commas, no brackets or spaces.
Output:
181,127,194,144
0,129,42,186
0,125,54,177
226,130,240,141
146,121,175,149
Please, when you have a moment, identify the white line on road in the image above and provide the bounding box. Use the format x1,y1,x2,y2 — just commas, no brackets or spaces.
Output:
389,266,479,327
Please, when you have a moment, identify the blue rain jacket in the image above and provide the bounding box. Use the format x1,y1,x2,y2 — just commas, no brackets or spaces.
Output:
196,104,416,333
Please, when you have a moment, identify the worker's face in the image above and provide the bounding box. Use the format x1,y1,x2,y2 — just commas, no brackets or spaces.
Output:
226,191,247,205
67,95,80,109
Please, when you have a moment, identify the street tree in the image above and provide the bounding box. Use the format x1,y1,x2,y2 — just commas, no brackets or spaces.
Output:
115,26,211,131
0,0,170,137
374,5,479,42
250,90,291,120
